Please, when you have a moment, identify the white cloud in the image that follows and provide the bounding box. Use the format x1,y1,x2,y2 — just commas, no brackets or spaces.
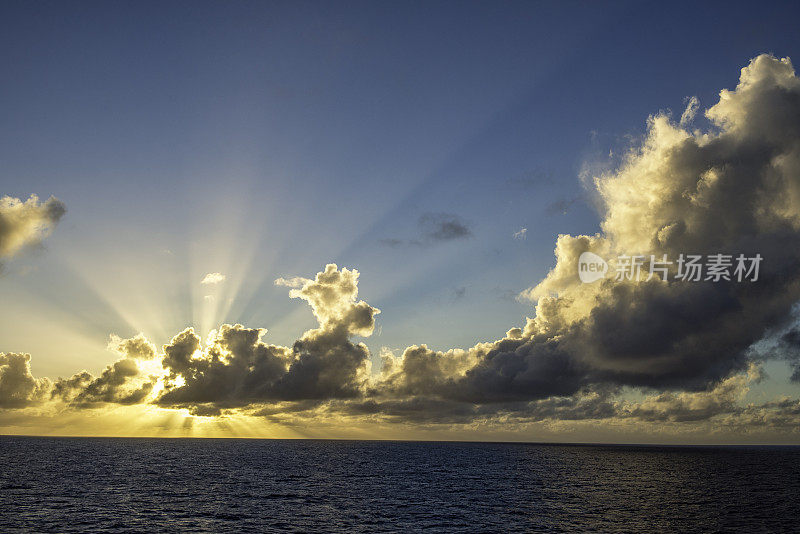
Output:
513,228,527,240
274,276,309,288
201,272,226,285
680,95,700,126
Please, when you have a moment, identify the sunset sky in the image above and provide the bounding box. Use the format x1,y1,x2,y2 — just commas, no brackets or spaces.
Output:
3,1,800,442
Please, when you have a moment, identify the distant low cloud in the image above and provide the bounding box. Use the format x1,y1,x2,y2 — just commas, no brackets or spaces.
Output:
0,194,65,265
201,272,226,285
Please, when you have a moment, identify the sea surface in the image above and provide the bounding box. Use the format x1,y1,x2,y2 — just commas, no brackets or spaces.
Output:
1,437,799,532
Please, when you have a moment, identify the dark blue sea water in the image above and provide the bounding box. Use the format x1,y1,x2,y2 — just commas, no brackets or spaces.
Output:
1,437,798,532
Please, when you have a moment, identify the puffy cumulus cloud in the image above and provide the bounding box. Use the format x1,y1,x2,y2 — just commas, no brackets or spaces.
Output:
0,265,380,414
283,264,379,337
0,353,51,408
154,325,292,409
342,54,800,427
156,264,380,412
51,333,158,407
374,344,484,398
0,194,65,262
108,333,157,360
440,54,800,402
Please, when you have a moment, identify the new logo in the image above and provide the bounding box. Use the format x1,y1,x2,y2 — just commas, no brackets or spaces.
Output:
578,252,608,283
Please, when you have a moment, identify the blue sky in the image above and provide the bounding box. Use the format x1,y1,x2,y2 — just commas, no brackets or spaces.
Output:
3,0,800,381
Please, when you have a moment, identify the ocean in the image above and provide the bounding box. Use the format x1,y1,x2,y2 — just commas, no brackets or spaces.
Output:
1,437,798,532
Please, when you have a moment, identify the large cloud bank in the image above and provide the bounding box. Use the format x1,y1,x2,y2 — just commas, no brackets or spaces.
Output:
3,55,800,434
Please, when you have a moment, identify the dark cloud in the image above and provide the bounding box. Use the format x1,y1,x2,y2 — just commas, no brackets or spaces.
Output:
382,212,472,247
52,363,154,407
418,212,472,242
359,55,800,418
333,388,620,425
52,334,157,407
0,353,50,408
156,265,379,408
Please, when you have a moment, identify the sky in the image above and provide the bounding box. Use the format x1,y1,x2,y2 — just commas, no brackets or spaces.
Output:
3,1,800,442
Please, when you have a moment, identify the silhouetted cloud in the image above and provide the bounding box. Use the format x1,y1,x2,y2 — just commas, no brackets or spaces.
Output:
0,353,50,408
156,265,380,411
52,334,157,407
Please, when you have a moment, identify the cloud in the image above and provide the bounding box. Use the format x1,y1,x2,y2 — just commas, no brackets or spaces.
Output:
0,353,51,408
0,194,65,263
754,321,800,382
274,276,310,288
418,212,472,242
357,54,800,417
201,272,226,285
4,56,800,438
51,333,158,407
680,95,700,126
477,54,800,398
154,265,380,411
513,228,527,240
545,196,581,215
624,363,761,422
382,212,472,247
